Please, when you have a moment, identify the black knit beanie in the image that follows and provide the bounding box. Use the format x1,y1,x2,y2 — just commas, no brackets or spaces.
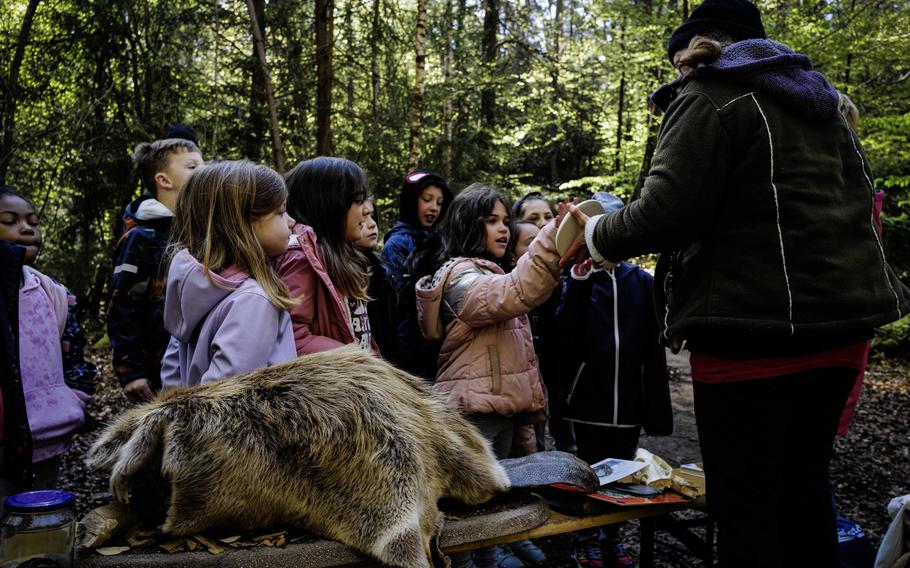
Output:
667,0,766,62
164,123,199,145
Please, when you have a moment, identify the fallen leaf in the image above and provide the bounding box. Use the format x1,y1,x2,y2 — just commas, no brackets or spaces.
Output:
219,535,242,544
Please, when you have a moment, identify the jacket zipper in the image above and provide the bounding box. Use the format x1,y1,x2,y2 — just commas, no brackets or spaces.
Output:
609,268,620,424
565,361,586,406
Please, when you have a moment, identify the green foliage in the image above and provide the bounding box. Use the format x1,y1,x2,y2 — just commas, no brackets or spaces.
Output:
1,0,909,354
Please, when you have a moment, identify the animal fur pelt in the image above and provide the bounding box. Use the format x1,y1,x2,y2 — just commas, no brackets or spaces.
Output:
87,346,510,568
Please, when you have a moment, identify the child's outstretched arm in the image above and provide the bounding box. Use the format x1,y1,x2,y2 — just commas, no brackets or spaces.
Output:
456,222,561,327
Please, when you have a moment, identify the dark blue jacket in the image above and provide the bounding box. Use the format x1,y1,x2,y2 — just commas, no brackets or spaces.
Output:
108,195,173,390
381,221,427,295
556,262,672,435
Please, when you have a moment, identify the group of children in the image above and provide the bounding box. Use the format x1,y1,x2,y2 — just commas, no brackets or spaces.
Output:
0,127,672,568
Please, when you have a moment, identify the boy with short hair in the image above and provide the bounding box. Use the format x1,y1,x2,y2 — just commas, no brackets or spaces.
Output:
108,138,202,402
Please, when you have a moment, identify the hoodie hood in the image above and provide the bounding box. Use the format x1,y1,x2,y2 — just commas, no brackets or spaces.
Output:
652,39,839,120
125,194,174,222
164,249,250,342
398,171,453,226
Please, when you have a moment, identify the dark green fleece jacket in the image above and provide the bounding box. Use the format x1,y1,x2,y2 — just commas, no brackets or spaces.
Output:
589,41,909,356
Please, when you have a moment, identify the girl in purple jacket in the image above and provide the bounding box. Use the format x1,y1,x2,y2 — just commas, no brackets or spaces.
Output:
160,161,298,389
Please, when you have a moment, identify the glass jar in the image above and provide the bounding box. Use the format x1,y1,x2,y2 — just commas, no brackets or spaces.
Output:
0,490,75,568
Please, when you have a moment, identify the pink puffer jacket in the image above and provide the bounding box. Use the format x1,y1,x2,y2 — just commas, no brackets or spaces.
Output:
415,222,561,416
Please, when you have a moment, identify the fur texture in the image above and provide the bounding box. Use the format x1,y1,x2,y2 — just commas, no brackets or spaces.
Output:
87,346,510,568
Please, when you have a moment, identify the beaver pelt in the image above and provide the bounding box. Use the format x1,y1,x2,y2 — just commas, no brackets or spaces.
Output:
87,345,510,568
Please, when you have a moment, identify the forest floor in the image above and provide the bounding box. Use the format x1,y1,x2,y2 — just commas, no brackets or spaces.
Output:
60,346,910,567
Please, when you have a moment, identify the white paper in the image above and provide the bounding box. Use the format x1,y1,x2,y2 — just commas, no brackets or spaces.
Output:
590,457,648,486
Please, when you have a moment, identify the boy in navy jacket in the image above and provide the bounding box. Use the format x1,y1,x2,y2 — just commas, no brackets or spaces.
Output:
556,193,672,567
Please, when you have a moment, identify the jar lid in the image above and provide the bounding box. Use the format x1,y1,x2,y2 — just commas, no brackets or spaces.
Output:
3,490,75,513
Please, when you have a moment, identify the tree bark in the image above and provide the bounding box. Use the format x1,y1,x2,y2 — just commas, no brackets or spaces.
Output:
407,0,429,171
481,0,498,129
245,0,268,162
441,0,455,179
247,0,286,172
0,0,41,185
614,22,626,174
316,0,335,156
548,0,563,186
370,0,382,127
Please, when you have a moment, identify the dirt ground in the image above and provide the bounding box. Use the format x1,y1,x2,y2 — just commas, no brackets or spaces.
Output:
60,346,910,567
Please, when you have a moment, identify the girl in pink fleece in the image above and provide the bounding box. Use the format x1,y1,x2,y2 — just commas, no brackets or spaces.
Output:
160,161,298,389
274,157,379,356
0,186,95,498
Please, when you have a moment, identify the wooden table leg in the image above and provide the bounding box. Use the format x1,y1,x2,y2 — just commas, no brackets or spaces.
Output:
639,517,656,568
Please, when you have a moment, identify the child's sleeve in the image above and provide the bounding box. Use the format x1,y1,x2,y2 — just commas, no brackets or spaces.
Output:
640,274,673,436
275,252,347,355
107,230,157,387
380,235,410,294
61,294,97,396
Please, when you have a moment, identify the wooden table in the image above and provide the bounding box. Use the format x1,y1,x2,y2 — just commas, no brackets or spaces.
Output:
446,496,713,567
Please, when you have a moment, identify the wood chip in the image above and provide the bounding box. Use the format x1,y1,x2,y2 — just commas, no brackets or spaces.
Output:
253,531,287,542
219,535,242,544
159,540,186,554
193,534,226,555
96,546,130,556
185,539,200,551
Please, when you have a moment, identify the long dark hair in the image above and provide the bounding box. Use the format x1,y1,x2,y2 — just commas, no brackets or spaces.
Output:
285,157,371,301
439,183,516,269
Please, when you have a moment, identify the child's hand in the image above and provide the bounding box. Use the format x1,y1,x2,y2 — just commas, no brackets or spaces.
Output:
554,197,577,228
124,378,154,402
559,203,593,268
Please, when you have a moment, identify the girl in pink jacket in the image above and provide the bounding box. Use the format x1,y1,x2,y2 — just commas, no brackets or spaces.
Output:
415,184,561,568
275,157,379,356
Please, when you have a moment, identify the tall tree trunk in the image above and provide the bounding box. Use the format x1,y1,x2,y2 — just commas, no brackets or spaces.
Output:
481,0,498,129
245,0,268,162
0,0,41,185
441,0,454,179
407,0,429,171
614,22,626,174
247,0,286,172
547,0,563,185
370,0,382,127
344,0,355,116
316,0,335,156
452,0,467,172
681,0,689,20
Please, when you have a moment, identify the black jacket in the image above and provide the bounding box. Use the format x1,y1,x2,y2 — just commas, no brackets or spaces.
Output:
0,242,32,486
592,41,910,356
557,262,672,435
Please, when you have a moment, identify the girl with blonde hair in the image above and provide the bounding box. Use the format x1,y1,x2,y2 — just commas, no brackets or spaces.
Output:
161,160,297,388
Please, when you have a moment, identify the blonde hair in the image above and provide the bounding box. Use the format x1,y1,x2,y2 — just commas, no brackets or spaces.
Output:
674,34,733,76
133,138,200,195
168,160,296,311
838,92,860,132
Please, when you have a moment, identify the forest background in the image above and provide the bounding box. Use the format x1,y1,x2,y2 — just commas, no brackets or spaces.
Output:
2,0,909,351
